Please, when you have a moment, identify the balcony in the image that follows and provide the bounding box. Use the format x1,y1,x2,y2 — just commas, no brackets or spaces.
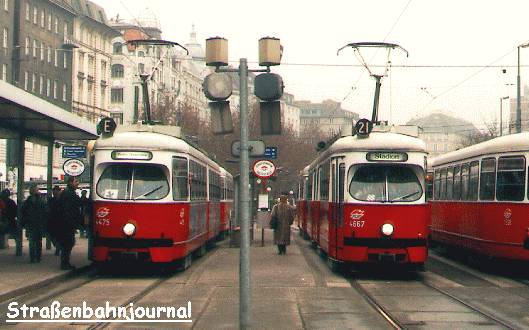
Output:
72,101,110,124
63,35,78,49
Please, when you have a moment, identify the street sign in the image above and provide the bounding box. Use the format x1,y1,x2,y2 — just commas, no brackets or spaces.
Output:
62,145,86,159
252,160,276,179
231,140,266,157
355,118,373,137
97,117,117,136
63,158,85,177
264,147,278,159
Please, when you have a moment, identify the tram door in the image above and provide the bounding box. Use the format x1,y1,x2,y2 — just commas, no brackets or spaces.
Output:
330,158,345,258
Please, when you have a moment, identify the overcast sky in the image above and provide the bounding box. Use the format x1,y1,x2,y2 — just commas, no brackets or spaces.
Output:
91,0,529,131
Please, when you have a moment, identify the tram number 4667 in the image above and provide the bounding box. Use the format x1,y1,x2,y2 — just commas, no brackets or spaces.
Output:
350,220,365,228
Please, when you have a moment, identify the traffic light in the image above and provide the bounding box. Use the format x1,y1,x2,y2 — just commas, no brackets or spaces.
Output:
203,72,233,134
254,73,284,135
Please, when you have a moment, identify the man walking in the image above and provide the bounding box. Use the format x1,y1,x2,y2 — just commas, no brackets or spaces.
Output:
21,185,48,263
271,195,296,255
58,177,82,270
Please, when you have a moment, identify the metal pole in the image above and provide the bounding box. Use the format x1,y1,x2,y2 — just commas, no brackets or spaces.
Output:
46,140,54,250
517,46,521,133
500,97,503,137
371,75,382,123
239,58,251,330
15,134,25,256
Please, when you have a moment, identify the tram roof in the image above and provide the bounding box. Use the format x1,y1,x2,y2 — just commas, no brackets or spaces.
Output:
431,132,529,167
94,129,220,169
307,132,426,170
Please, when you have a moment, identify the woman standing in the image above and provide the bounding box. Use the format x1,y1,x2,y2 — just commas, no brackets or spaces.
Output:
271,195,295,255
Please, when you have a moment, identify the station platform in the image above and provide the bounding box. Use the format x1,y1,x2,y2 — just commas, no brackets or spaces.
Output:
0,234,90,301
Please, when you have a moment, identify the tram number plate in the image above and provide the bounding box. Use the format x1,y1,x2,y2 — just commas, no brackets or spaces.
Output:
351,220,365,228
121,251,138,260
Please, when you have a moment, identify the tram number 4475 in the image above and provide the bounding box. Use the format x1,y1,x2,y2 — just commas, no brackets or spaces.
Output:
350,220,365,228
95,219,110,226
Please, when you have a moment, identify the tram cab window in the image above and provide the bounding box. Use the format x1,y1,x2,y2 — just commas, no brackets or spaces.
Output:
172,157,188,201
497,156,526,201
479,158,496,201
97,164,169,200
349,165,423,202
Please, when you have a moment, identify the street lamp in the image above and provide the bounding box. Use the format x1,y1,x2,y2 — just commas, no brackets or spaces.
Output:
516,42,529,133
499,96,509,136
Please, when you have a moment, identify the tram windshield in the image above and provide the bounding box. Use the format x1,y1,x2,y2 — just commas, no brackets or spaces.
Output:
97,164,169,200
349,165,423,202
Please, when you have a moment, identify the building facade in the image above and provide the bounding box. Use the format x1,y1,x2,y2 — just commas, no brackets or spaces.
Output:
297,99,359,137
509,85,529,133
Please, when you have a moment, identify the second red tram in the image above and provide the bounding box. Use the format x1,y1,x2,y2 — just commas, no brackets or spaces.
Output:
90,125,232,267
297,130,429,270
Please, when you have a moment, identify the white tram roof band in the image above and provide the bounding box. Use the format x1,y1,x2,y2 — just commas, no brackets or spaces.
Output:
431,132,529,167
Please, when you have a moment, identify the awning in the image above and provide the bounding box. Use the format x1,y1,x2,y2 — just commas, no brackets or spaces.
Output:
0,80,98,140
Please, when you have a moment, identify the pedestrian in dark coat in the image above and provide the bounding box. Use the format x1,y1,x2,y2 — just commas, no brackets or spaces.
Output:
21,185,48,263
271,195,296,255
57,177,82,270
0,189,18,238
47,186,62,256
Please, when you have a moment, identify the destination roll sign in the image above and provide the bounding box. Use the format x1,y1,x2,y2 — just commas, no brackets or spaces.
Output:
366,152,408,162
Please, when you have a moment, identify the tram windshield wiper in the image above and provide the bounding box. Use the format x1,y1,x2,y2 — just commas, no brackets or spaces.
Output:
390,190,421,202
133,185,164,200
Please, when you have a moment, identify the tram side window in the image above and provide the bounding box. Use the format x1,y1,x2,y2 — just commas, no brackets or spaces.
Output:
209,170,221,201
439,168,447,200
434,170,440,200
446,167,454,200
307,173,313,201
497,156,526,201
461,163,470,200
190,161,207,200
453,165,461,200
468,161,479,201
479,158,495,201
172,157,188,201
319,161,330,201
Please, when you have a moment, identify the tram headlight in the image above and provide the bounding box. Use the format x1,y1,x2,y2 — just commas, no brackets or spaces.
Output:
381,223,394,236
123,223,136,236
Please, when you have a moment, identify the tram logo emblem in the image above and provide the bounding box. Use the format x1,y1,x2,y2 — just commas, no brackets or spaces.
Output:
503,208,512,226
350,209,365,220
96,207,110,218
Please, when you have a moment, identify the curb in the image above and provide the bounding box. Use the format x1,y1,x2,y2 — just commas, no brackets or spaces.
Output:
0,264,93,303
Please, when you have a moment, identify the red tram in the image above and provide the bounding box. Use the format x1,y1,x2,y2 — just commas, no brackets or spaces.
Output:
89,125,231,267
430,133,529,261
297,130,429,270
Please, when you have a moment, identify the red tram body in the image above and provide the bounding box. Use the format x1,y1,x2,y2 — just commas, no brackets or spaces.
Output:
430,133,529,261
297,130,429,270
89,125,233,266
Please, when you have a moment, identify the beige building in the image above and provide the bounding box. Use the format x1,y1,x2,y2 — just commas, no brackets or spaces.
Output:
296,99,359,137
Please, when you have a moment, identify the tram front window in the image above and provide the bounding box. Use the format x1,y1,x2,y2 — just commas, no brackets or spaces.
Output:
349,165,423,202
97,164,169,200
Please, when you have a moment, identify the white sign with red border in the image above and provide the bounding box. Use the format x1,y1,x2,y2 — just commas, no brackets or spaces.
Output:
63,158,85,177
252,160,276,179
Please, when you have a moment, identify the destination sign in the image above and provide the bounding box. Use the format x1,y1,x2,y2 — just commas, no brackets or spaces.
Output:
111,151,153,160
366,152,408,162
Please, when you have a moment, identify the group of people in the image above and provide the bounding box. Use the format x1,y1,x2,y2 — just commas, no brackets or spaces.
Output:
0,176,89,270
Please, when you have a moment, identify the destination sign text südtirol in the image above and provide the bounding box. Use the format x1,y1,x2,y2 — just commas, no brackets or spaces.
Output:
366,152,408,162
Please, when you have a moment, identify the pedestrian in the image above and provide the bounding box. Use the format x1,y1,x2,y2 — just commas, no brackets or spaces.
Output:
47,185,62,256
270,195,296,255
79,190,90,238
0,189,18,241
20,184,48,263
57,176,82,270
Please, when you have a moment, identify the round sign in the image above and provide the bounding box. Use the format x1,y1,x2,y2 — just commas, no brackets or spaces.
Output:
355,118,373,137
63,158,85,177
252,160,276,179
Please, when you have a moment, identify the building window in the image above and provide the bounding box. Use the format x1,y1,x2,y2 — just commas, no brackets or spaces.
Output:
111,64,124,78
77,78,83,102
1,63,7,80
2,27,6,48
32,39,37,57
47,14,51,30
111,88,123,103
33,6,37,24
63,52,67,68
54,49,58,67
63,22,68,37
100,60,106,80
40,10,44,27
110,113,123,124
53,80,57,99
47,46,51,63
4,0,8,11
25,36,29,55
40,42,44,61
100,86,106,109
24,71,28,90
87,81,94,106
39,75,44,94
46,78,50,96
25,3,29,20
62,83,67,102
138,63,144,74
31,73,36,92
54,17,58,34
112,42,122,54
